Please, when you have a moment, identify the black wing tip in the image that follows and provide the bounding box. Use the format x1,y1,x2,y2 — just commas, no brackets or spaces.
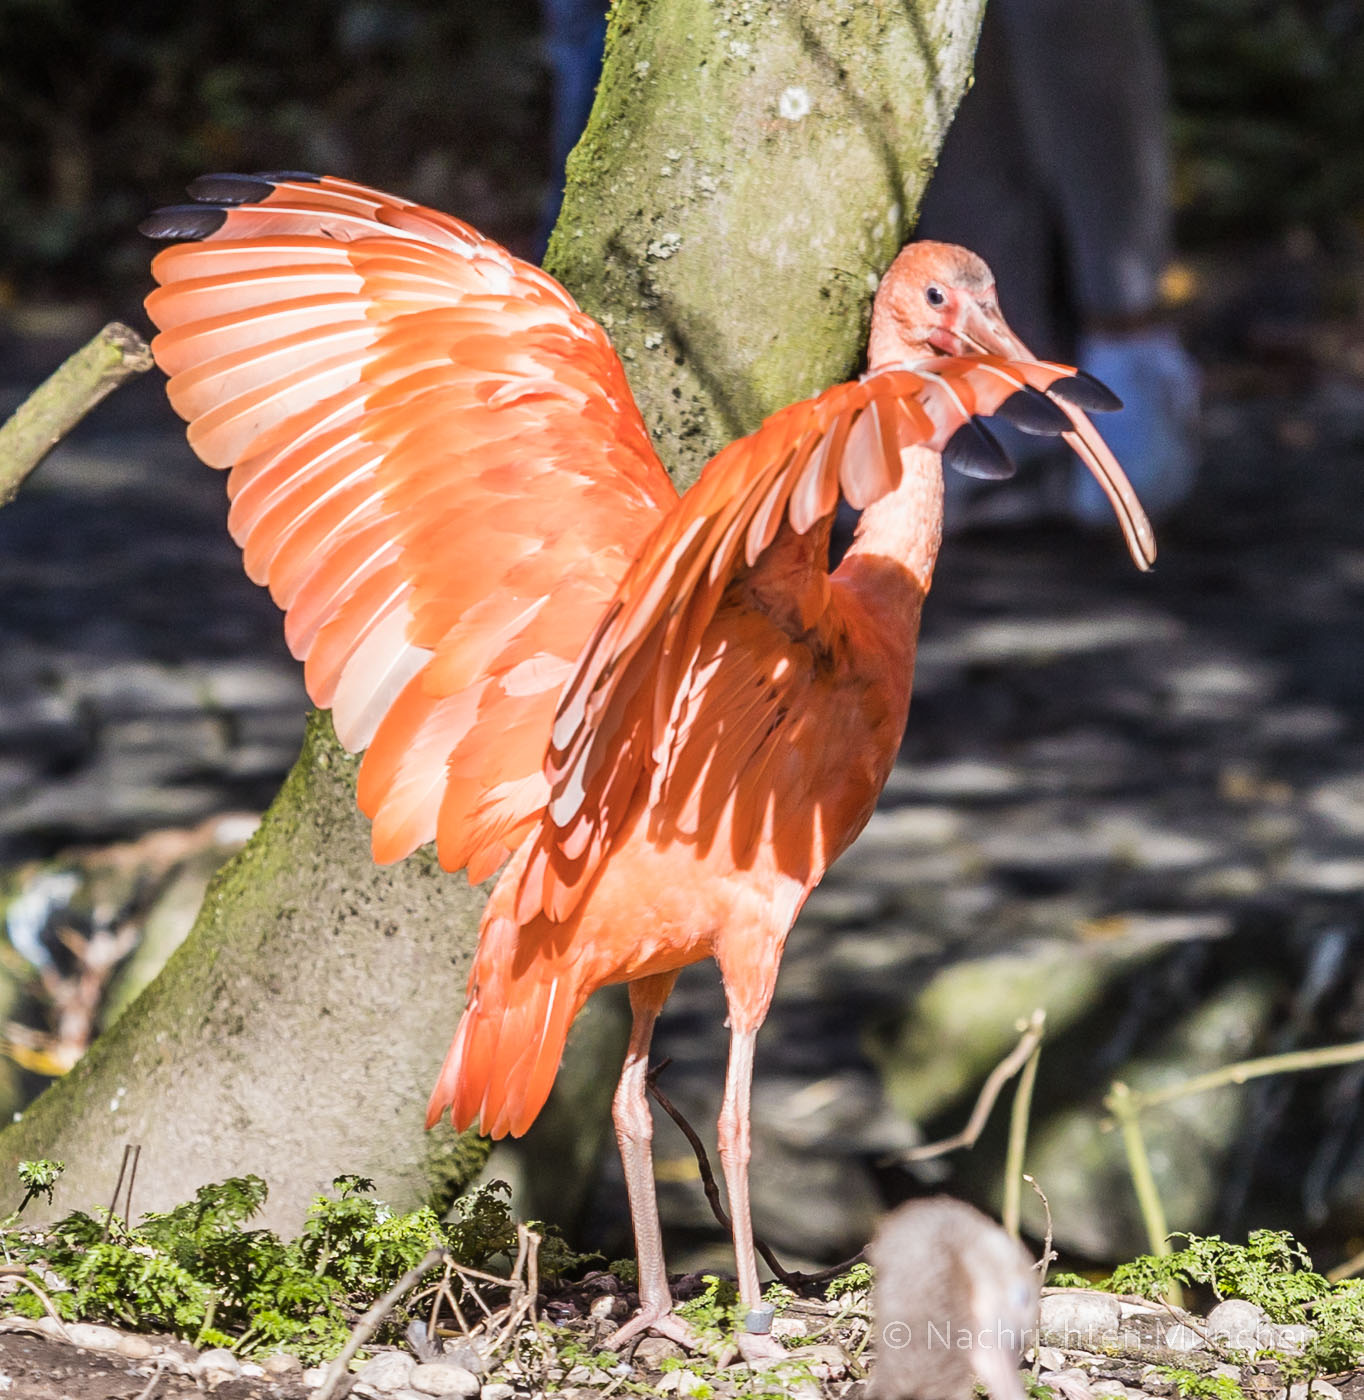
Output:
995,385,1072,436
252,169,323,183
138,205,229,241
1049,368,1123,413
142,171,324,242
943,417,1017,481
185,170,322,204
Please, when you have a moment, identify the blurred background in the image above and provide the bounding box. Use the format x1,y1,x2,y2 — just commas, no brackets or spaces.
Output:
3,0,1364,1279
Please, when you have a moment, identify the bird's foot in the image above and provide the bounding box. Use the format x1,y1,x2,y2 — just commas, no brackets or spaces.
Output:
605,1305,704,1353
734,1329,788,1364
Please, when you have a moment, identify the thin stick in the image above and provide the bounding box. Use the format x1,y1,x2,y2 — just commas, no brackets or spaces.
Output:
101,1145,134,1242
1101,1039,1364,1120
315,1248,446,1400
122,1144,141,1225
896,1010,1047,1163
0,323,153,508
1024,1175,1056,1284
1105,1081,1181,1306
523,1224,540,1326
9,1274,75,1339
132,1361,167,1400
1003,1032,1043,1240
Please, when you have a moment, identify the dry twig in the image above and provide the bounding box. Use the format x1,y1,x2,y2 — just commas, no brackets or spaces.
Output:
895,1009,1047,1165
315,1248,447,1400
0,322,153,508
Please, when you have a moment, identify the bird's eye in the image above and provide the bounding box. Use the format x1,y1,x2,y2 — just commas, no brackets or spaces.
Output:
925,284,947,308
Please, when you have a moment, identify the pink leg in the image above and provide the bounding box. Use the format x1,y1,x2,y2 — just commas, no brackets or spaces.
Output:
717,1024,786,1362
604,973,700,1352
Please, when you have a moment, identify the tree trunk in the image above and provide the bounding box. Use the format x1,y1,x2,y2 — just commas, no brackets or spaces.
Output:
0,0,986,1233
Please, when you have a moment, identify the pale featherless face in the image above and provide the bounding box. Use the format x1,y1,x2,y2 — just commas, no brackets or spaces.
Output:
864,239,1158,573
867,240,1033,371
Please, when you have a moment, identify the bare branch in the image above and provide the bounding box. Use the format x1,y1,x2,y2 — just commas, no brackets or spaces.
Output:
894,1009,1047,1164
0,322,153,508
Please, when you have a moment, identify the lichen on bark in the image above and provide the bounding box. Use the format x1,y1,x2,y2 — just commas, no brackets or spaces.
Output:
0,0,985,1233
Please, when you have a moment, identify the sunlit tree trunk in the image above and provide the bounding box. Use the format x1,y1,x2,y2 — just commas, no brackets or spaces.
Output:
0,0,986,1232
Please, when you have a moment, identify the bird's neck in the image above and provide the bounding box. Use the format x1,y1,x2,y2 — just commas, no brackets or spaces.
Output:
826,445,943,703
840,444,944,593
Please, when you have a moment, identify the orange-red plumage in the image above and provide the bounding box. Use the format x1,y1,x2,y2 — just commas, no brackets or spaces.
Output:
142,174,1153,1350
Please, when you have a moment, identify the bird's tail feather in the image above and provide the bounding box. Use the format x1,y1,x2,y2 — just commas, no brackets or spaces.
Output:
425,916,585,1139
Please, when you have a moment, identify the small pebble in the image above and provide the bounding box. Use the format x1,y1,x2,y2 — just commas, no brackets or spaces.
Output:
66,1322,124,1351
589,1294,626,1322
410,1362,482,1398
193,1348,242,1392
303,1366,329,1388
407,1320,440,1362
655,1368,709,1397
1039,1292,1125,1348
787,1343,849,1379
1207,1298,1268,1350
1290,1384,1341,1400
356,1352,417,1393
1040,1367,1097,1400
1270,1324,1316,1353
770,1315,810,1340
443,1343,487,1376
480,1385,515,1400
116,1333,158,1359
262,1353,304,1375
633,1335,686,1366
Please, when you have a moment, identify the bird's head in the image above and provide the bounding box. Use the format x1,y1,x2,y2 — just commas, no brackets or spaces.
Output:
865,240,1158,572
867,241,1031,371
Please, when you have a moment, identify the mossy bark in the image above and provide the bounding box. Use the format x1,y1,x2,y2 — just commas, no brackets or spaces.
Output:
551,0,987,488
0,0,985,1233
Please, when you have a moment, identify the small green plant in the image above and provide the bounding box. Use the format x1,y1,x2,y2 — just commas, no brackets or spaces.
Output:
1102,1231,1364,1374
676,1272,740,1336
0,1167,592,1364
15,1159,64,1214
1153,1366,1245,1400
823,1259,873,1301
443,1179,597,1281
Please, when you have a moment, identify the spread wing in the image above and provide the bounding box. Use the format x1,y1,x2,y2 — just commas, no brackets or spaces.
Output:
517,356,1156,921
142,173,675,882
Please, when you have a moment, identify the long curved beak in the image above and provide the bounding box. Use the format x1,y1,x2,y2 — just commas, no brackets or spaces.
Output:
958,297,1157,572
955,295,1034,363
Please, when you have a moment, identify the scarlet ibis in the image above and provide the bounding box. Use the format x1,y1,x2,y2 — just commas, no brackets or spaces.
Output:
140,173,1152,1354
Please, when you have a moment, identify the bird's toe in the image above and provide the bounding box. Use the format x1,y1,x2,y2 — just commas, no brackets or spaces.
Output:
736,1330,789,1364
605,1305,705,1353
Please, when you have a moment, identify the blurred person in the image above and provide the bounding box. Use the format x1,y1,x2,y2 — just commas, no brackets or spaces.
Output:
915,0,1199,526
538,0,608,255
